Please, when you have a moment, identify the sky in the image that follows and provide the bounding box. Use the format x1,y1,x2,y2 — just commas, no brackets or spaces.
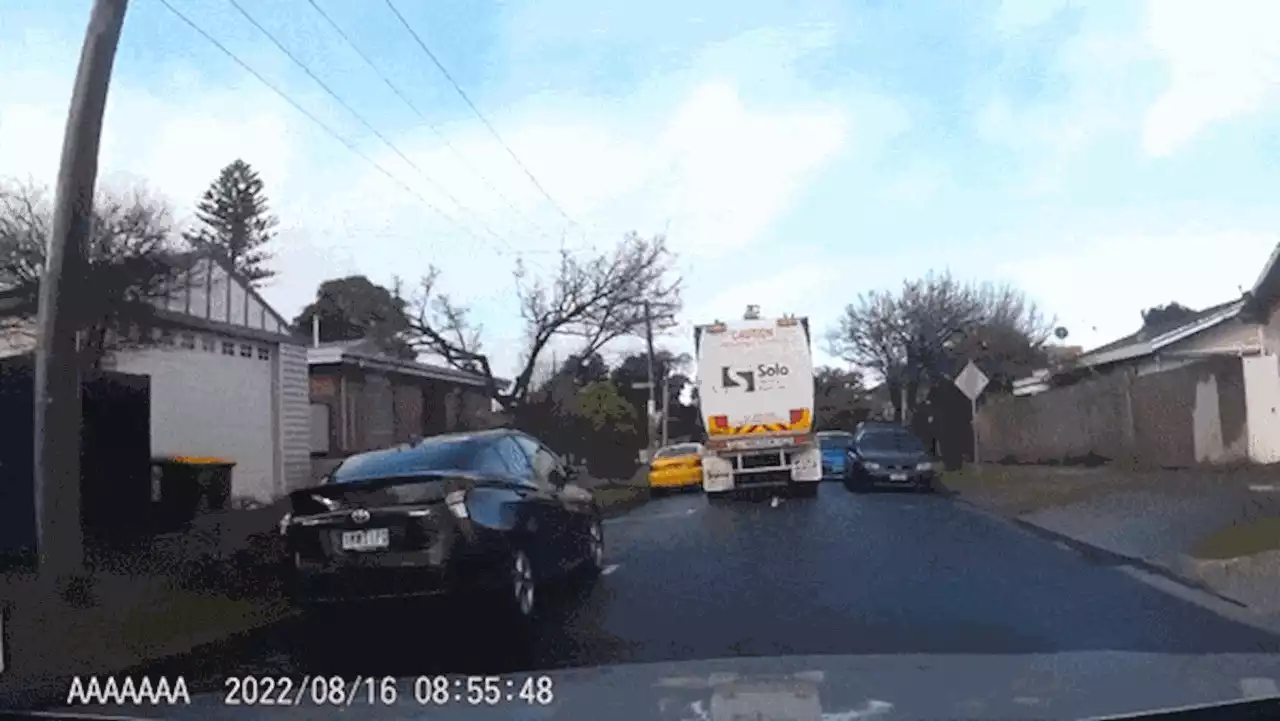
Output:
2,0,1279,380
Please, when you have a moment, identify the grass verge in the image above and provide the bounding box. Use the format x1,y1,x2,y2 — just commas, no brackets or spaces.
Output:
0,572,291,696
1190,516,1280,560
939,465,1137,516
593,483,652,518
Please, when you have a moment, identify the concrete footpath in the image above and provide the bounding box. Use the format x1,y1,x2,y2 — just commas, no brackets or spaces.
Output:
943,464,1280,615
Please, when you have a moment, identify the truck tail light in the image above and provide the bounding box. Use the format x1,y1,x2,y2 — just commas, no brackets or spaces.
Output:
789,409,806,424
710,415,728,429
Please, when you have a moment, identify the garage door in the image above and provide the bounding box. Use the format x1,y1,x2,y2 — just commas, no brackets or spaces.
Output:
112,333,277,502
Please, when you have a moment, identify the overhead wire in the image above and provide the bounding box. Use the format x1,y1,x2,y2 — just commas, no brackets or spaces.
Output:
303,0,549,239
151,0,505,252
220,0,531,259
382,0,580,229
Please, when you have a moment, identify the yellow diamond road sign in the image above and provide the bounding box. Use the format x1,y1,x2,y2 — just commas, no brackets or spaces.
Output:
954,361,989,401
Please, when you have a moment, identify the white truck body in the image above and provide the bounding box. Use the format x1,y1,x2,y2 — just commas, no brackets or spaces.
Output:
694,316,820,496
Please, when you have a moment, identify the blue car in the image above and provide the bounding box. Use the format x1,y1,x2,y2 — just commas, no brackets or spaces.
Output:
817,431,856,481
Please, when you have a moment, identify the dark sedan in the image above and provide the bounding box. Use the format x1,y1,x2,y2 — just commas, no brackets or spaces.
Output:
844,427,938,492
281,429,604,622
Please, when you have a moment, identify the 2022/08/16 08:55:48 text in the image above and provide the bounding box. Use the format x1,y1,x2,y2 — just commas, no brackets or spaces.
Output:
218,675,557,707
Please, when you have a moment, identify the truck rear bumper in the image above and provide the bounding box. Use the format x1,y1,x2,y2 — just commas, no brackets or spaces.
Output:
702,446,821,492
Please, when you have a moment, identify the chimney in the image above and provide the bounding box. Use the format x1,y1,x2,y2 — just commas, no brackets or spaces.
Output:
312,314,320,348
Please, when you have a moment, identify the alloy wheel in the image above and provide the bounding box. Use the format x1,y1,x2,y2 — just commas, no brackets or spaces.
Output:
512,549,535,617
588,520,604,569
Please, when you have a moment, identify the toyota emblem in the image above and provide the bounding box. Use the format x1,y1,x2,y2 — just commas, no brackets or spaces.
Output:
351,508,370,524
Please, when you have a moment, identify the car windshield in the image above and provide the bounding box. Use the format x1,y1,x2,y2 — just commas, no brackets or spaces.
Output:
818,433,854,450
656,444,700,458
856,431,926,454
328,439,476,483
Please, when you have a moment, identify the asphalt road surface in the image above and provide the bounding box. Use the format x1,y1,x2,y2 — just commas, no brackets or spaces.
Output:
158,483,1280,691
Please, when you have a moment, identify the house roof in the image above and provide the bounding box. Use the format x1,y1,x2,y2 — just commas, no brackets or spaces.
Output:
0,250,302,347
1245,240,1280,319
1074,297,1247,369
306,338,505,389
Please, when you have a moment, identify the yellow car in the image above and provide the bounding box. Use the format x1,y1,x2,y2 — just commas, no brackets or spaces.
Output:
647,443,705,491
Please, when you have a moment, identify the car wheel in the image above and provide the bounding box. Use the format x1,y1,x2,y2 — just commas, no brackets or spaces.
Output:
509,548,537,621
583,518,604,575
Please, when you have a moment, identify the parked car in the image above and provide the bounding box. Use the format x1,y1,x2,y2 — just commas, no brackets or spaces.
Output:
280,429,604,623
647,442,704,492
816,431,855,481
845,426,939,492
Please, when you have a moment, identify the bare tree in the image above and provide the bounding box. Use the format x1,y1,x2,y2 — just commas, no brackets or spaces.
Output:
827,271,1051,421
405,232,681,411
0,179,192,368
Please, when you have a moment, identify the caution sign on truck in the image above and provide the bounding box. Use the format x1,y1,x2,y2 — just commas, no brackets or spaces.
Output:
695,316,815,437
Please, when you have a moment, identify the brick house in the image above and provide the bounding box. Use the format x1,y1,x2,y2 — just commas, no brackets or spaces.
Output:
306,339,507,480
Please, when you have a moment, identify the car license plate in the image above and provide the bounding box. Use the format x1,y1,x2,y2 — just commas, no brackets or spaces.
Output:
889,473,908,482
341,528,389,551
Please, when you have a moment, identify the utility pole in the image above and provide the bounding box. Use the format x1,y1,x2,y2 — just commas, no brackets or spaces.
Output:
643,300,657,451
34,0,129,577
660,374,670,447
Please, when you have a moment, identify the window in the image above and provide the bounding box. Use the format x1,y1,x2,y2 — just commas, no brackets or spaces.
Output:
472,443,514,476
513,434,562,488
159,329,175,346
179,333,196,350
495,437,535,485
856,429,926,454
655,443,702,459
257,347,271,360
818,433,854,451
329,438,474,484
239,344,253,358
221,341,236,356
201,336,216,352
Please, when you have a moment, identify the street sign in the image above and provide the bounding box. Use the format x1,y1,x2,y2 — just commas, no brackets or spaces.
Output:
953,361,989,401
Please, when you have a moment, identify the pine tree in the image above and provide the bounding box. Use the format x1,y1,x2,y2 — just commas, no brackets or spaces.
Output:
189,159,279,285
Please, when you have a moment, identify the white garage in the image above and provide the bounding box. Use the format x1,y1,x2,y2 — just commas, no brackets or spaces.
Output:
104,256,311,503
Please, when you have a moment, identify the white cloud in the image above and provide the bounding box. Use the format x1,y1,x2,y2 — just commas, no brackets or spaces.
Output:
999,232,1277,350
0,22,859,380
1142,0,1280,157
991,0,1072,38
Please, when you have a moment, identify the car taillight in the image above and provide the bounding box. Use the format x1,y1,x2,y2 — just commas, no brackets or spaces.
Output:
711,415,728,429
445,489,469,519
789,409,805,424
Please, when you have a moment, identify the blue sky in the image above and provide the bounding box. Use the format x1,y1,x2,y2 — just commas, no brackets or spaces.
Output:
2,0,1279,377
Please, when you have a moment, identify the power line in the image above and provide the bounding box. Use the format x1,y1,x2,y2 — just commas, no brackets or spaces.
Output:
153,0,516,257
222,0,522,254
303,0,541,233
382,0,579,228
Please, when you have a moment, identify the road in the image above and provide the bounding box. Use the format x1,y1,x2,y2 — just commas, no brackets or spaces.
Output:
155,482,1280,690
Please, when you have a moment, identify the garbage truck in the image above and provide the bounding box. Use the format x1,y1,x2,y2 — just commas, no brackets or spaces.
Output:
694,306,820,499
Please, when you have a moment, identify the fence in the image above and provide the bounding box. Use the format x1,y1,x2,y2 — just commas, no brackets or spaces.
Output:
976,356,1248,468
